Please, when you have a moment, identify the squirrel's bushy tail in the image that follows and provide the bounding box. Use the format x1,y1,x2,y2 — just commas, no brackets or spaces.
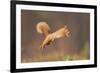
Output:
36,22,50,36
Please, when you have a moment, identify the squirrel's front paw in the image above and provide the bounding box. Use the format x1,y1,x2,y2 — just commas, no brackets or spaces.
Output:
40,44,44,49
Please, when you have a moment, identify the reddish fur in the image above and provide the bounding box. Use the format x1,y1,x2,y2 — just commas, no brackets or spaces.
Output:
36,22,71,49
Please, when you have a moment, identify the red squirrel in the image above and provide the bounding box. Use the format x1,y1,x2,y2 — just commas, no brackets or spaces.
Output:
36,22,71,49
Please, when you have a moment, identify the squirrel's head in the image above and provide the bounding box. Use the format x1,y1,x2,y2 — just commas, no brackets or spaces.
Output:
63,25,71,38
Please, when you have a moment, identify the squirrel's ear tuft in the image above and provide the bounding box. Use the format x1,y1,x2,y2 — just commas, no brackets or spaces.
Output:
64,25,67,29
